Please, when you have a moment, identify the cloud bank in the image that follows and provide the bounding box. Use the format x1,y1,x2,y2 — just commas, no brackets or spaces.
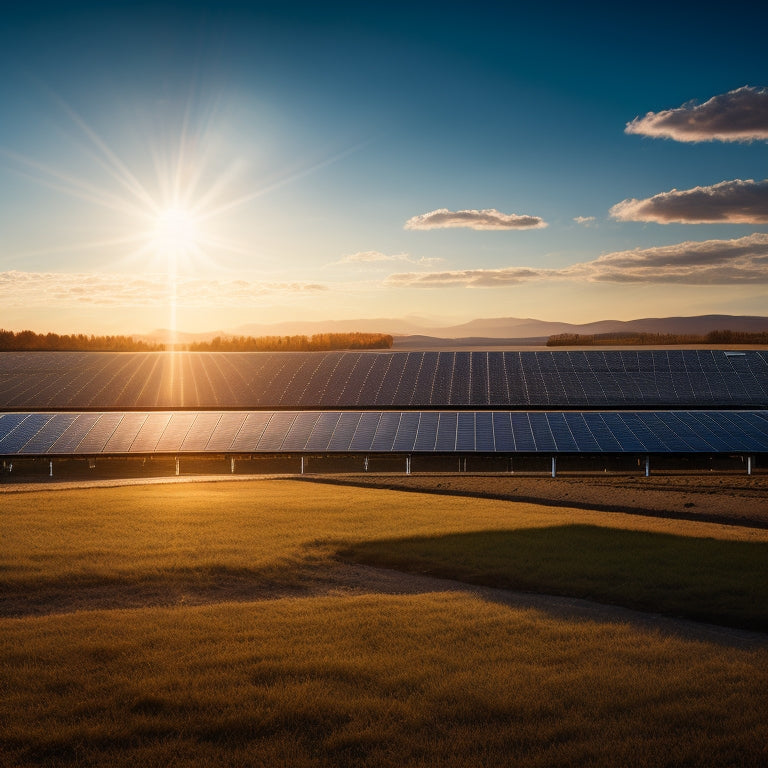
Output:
404,208,547,230
610,179,768,224
625,86,768,143
0,272,328,307
386,233,768,287
334,251,442,266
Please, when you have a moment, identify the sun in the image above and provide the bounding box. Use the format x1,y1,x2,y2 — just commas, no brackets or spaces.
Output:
153,206,200,257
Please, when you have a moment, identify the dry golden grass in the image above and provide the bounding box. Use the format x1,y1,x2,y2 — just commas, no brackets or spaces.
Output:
2,480,768,766
3,594,768,768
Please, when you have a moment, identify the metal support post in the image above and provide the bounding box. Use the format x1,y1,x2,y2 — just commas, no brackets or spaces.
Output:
49,460,53,477
175,457,180,476
747,455,753,476
645,455,650,477
300,456,304,474
406,455,411,475
231,457,235,474
551,456,556,478
364,455,369,472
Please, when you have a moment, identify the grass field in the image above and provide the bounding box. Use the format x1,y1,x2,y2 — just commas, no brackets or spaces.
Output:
2,479,767,767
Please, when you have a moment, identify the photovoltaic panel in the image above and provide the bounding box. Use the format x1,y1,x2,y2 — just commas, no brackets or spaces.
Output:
435,412,458,451
413,411,439,451
155,413,197,452
229,412,272,452
49,413,101,454
204,412,247,451
509,413,535,451
305,412,342,451
327,412,362,451
77,413,125,453
546,413,578,452
475,411,495,451
456,411,475,451
19,414,77,454
130,413,173,452
371,412,401,451
0,414,55,453
257,412,297,451
492,412,514,451
393,412,420,451
1,410,768,455
281,412,320,451
350,412,381,451
181,413,223,451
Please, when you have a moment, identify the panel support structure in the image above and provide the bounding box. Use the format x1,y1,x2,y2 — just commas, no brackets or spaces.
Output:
747,455,753,476
645,455,650,477
300,456,305,475
230,457,235,474
49,460,53,477
406,455,411,475
175,457,180,476
551,456,557,478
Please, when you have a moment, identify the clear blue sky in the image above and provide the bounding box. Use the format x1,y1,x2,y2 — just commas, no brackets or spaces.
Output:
1,0,766,333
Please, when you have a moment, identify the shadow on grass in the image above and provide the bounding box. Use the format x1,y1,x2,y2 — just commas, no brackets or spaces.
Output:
339,525,768,632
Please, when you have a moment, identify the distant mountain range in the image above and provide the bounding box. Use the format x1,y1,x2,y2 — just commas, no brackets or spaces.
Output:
145,314,768,345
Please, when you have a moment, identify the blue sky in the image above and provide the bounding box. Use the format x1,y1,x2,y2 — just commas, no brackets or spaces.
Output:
1,0,766,333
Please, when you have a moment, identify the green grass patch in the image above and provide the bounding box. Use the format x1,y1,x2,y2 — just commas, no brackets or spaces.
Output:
340,525,768,631
2,594,768,768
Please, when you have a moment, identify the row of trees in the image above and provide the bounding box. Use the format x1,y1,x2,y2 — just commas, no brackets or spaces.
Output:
188,332,394,352
0,329,165,352
547,330,768,346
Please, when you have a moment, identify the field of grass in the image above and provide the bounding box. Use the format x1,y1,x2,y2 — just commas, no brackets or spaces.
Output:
2,479,768,766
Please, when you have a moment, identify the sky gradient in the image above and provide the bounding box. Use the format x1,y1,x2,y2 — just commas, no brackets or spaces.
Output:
1,1,767,334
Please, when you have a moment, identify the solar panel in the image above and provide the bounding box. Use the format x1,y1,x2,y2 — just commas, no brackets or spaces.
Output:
475,411,495,451
350,412,381,451
18,414,76,454
413,411,439,451
155,413,197,452
327,412,362,451
393,412,420,451
492,412,514,451
49,413,102,454
435,412,458,451
130,413,173,452
305,412,342,451
281,412,321,451
77,413,125,453
456,412,475,451
371,412,401,451
510,413,536,451
257,412,297,451
229,412,272,452
205,412,248,451
181,413,223,451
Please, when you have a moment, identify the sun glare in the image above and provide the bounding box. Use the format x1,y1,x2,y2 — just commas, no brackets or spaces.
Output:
154,206,200,255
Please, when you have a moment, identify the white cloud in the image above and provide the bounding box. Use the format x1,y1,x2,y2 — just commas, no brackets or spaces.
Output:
625,86,768,143
335,251,442,266
404,208,547,230
385,233,768,287
0,272,328,307
386,266,549,288
573,216,596,226
610,179,768,224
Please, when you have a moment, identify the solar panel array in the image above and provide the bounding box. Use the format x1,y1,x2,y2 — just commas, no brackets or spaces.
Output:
1,350,767,409
1,410,767,456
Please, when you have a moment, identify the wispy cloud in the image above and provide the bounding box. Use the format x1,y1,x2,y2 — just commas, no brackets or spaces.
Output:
386,233,768,287
573,216,596,226
0,272,328,307
610,179,768,224
404,208,547,230
332,251,443,266
625,86,768,143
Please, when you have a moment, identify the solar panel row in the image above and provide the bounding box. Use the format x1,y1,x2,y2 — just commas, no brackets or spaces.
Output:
1,350,766,409
1,410,766,456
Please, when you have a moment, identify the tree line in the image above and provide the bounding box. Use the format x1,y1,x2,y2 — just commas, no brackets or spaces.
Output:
0,329,165,351
546,330,768,346
188,332,394,352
